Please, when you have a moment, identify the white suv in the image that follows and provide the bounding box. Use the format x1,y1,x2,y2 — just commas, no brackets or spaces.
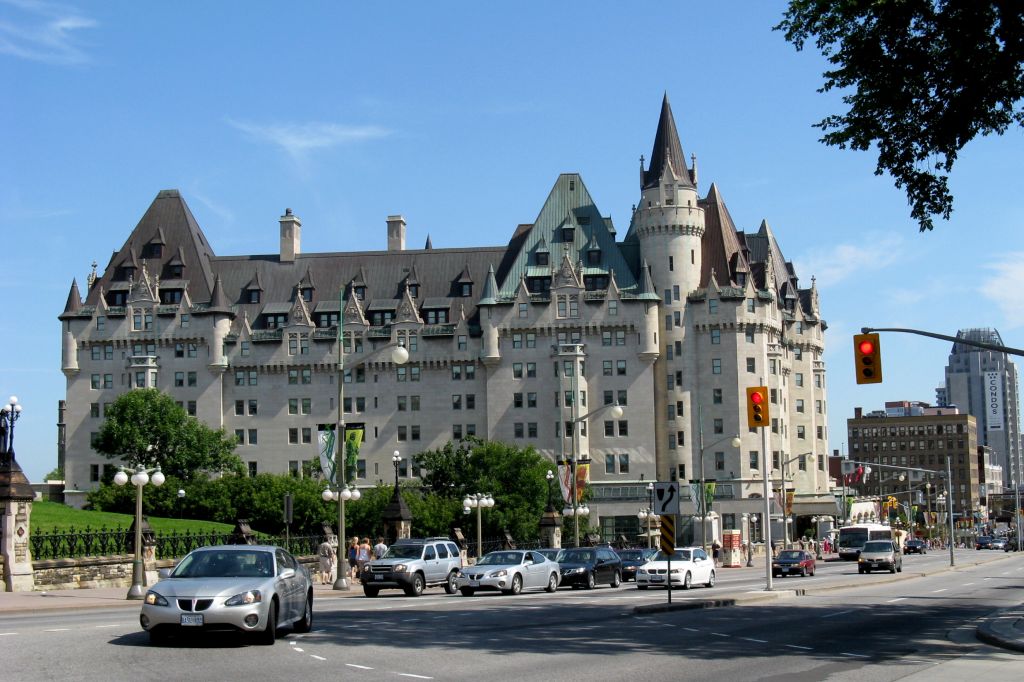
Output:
362,538,463,597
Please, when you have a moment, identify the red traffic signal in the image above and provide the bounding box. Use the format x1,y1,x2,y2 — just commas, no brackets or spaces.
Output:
853,333,883,384
746,386,769,428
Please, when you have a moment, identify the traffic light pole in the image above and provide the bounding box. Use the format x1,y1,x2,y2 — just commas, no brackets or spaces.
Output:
761,411,773,592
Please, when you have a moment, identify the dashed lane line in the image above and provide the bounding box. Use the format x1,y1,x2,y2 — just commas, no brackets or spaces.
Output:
711,632,729,637
931,588,947,593
786,644,813,650
820,609,858,618
740,637,767,643
887,598,907,603
396,674,432,680
310,655,327,661
841,652,870,659
346,664,373,670
43,629,69,632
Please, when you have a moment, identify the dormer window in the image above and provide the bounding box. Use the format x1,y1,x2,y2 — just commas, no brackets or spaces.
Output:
168,264,183,278
142,243,162,259
107,291,126,306
301,287,313,302
527,277,551,294
117,266,135,282
583,275,608,291
408,284,419,298
353,286,366,301
587,249,601,266
265,313,287,329
536,252,549,267
460,283,472,297
161,289,183,304
561,227,574,242
248,290,261,304
423,308,449,324
369,310,395,326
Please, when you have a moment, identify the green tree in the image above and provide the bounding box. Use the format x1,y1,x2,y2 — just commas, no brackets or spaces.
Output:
776,1,1024,231
93,389,243,481
415,438,551,542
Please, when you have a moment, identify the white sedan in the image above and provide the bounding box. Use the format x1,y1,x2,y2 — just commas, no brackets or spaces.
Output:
455,550,560,596
636,547,716,590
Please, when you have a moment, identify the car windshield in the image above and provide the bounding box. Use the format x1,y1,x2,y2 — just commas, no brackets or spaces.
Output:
653,550,691,562
478,551,524,566
384,545,423,559
558,549,595,563
618,550,645,561
173,550,274,578
777,550,803,560
863,541,892,552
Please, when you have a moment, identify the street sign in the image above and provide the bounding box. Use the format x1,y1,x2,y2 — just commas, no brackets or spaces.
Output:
660,515,675,554
653,482,680,516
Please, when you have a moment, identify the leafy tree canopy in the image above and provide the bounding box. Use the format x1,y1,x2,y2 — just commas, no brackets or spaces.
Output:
93,388,243,481
776,1,1024,231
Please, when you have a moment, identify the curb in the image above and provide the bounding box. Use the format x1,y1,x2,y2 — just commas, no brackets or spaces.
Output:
634,589,801,614
976,606,1024,653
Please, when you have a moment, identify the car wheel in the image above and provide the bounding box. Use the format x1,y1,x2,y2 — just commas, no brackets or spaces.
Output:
258,600,277,645
504,574,523,596
444,571,458,595
800,567,807,577
611,571,622,588
585,572,596,590
858,567,864,574
637,585,649,591
460,588,475,597
545,573,558,593
705,570,716,588
890,565,897,574
293,592,313,633
405,573,425,597
682,572,692,590
363,586,379,598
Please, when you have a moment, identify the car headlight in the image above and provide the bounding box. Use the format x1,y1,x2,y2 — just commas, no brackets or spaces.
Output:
669,568,681,574
489,569,507,578
393,564,408,573
637,569,648,576
144,591,168,606
225,590,262,606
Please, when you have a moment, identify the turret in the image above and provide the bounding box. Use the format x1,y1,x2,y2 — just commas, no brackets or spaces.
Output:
60,279,82,376
478,265,501,365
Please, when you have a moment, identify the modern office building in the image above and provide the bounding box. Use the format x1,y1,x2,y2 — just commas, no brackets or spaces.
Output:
847,406,980,529
58,96,829,541
940,328,1022,491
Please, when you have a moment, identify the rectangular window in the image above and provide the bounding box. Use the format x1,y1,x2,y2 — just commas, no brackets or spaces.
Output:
616,360,626,376
715,452,725,470
746,358,755,373
452,395,462,410
745,329,755,343
96,316,106,331
513,363,523,379
608,300,618,316
749,451,759,470
618,420,628,437
527,392,537,408
91,374,101,389
795,373,804,387
712,359,721,374
514,423,524,438
709,299,718,314
528,422,537,438
289,428,299,444
235,429,245,445
526,362,536,378
451,365,462,381
797,425,806,439
248,461,257,476
302,427,312,444
796,399,804,413
288,399,298,415
240,341,250,357
711,329,720,345
713,388,722,404
458,335,468,351
398,426,407,441
513,333,524,349
603,360,613,376
713,418,724,434
453,424,463,439
518,303,529,318
302,368,312,384
174,372,185,387
248,429,257,445
465,365,475,380
248,371,257,386
605,454,615,474
235,400,245,416
187,371,197,387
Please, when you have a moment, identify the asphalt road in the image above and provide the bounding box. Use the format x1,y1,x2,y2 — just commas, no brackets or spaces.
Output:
1,550,1021,681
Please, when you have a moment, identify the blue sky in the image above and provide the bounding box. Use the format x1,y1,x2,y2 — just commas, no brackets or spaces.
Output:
3,1,1024,484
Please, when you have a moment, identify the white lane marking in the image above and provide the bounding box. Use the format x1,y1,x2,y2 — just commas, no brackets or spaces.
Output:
820,609,857,618
741,637,767,643
786,644,813,650
711,632,729,638
682,627,699,632
43,629,69,632
887,598,907,603
346,664,373,670
0,633,18,636
293,648,304,652
931,588,947,593
841,652,870,658
963,582,975,586
93,624,122,629
311,655,327,661
397,675,433,680
984,577,993,581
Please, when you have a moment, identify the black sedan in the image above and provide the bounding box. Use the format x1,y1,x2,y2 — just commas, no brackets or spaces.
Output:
976,536,994,550
903,539,927,554
556,546,623,589
617,548,658,582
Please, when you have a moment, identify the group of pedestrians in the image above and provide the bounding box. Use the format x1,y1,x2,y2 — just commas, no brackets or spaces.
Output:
316,535,389,584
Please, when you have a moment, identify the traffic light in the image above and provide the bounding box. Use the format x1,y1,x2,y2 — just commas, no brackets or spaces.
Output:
745,386,769,429
853,333,883,384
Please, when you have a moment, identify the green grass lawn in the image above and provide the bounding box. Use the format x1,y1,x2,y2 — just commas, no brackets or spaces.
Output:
30,501,234,534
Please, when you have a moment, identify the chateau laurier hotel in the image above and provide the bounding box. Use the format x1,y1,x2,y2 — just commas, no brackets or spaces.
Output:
58,96,833,542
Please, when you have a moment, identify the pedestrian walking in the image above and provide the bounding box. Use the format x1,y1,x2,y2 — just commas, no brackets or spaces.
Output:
348,537,359,578
318,536,336,585
711,540,721,566
357,537,372,578
373,536,388,559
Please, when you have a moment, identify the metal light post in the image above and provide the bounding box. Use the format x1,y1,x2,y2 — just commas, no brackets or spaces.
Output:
925,481,932,540
463,493,495,559
332,294,409,590
545,470,555,511
560,400,623,547
746,514,757,566
392,450,402,487
0,395,23,455
177,488,185,519
113,464,165,599
696,427,742,552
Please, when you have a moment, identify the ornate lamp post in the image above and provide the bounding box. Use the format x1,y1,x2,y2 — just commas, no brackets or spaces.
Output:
463,493,495,559
114,464,165,599
545,470,555,511
746,514,758,566
697,432,742,551
176,488,185,519
0,395,23,456
392,451,403,489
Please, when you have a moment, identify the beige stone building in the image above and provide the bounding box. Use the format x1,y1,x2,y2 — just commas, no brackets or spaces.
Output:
58,96,829,543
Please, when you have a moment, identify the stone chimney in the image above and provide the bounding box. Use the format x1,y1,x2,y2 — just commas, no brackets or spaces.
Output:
854,407,863,418
280,208,301,262
387,215,406,251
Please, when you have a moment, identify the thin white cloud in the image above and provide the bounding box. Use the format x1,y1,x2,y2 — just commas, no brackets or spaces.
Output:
795,235,904,288
0,0,96,65
980,252,1024,329
225,118,390,159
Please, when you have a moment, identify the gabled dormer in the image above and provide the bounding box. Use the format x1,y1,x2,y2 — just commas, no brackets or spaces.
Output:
405,265,421,299
534,237,550,267
164,247,186,280
289,294,314,327
342,284,369,330
298,269,316,303
394,284,424,324
454,265,474,298
350,267,368,301
243,270,263,304
141,228,166,260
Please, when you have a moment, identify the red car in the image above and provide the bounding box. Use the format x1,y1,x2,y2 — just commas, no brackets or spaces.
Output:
772,549,816,577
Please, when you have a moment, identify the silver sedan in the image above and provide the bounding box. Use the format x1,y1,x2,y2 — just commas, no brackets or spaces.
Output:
456,550,560,596
139,544,313,645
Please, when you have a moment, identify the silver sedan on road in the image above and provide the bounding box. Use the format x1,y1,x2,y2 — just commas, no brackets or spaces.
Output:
456,550,560,596
140,544,313,645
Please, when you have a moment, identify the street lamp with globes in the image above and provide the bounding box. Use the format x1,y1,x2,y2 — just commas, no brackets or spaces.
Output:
0,395,23,457
463,493,495,559
114,464,165,599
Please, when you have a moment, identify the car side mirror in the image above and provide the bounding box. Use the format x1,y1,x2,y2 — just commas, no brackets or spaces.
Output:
158,568,172,579
279,568,296,580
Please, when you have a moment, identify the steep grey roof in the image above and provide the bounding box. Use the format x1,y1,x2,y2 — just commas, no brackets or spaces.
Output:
478,264,499,306
205,275,233,315
59,279,82,320
642,93,694,191
699,183,748,288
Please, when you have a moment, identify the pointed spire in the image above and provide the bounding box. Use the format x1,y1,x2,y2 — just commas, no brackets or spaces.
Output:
478,264,499,306
60,279,82,319
204,275,234,316
424,234,433,250
634,259,661,301
643,93,693,190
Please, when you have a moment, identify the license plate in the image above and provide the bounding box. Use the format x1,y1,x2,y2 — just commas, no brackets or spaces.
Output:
374,574,384,580
468,580,480,587
871,562,880,567
180,614,203,626
651,576,665,583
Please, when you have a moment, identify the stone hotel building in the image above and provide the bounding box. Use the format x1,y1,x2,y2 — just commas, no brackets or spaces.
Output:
58,96,831,541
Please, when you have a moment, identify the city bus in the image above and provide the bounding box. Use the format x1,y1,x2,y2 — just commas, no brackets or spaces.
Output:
837,523,893,560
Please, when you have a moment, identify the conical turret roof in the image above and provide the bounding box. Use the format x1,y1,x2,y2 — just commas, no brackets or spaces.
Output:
643,93,693,190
